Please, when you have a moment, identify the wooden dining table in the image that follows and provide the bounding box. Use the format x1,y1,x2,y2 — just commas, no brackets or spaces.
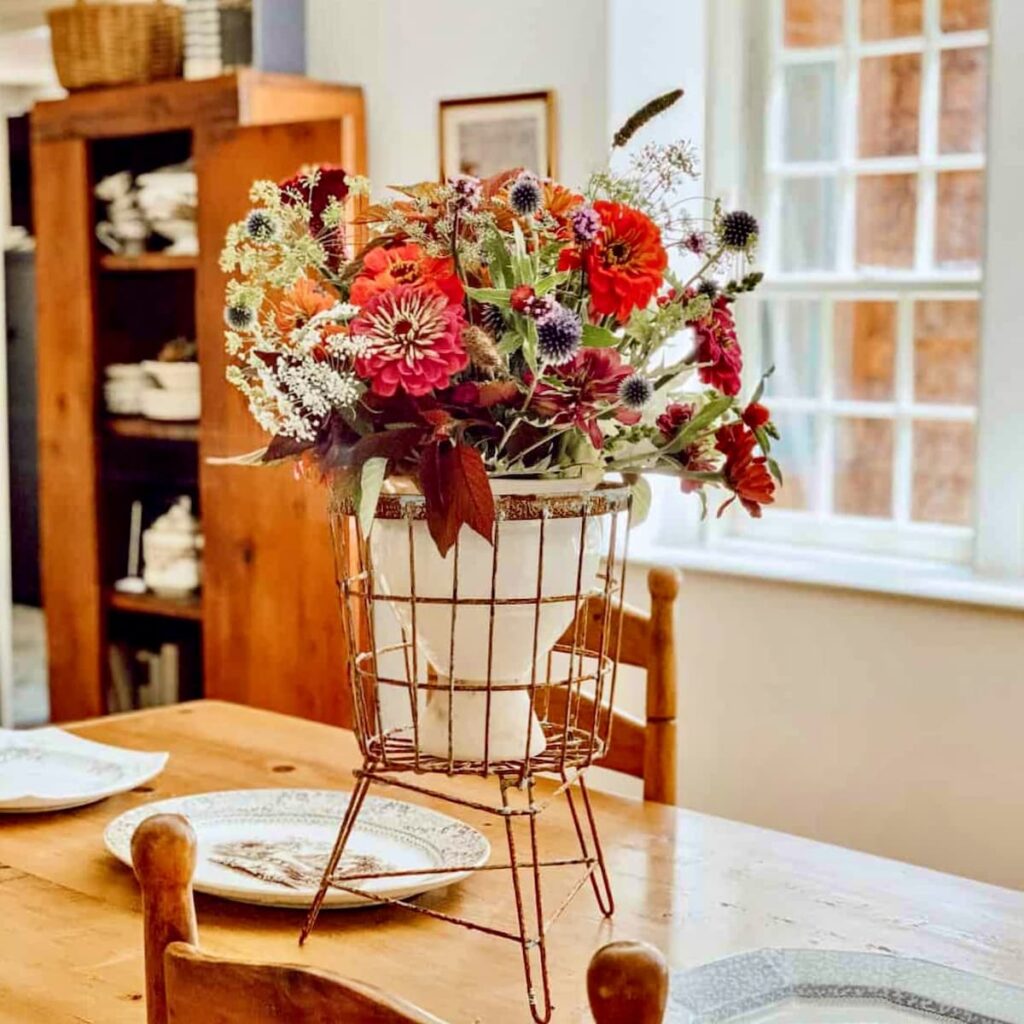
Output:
2,700,1023,1023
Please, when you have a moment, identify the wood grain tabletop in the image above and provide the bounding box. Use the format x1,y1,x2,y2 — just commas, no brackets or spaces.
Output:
1,700,1022,1023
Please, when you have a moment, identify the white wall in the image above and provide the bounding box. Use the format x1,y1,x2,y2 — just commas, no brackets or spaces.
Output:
306,0,610,194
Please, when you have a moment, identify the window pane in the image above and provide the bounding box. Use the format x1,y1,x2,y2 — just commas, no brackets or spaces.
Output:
856,174,917,268
762,300,822,397
783,63,838,161
912,421,975,524
781,177,838,270
771,412,817,511
834,301,897,400
785,0,843,46
913,300,979,404
940,48,988,154
834,418,894,517
941,0,988,32
859,54,922,157
936,171,984,268
861,0,922,40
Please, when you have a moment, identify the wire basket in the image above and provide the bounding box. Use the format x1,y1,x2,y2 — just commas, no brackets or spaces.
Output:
48,0,184,91
329,482,632,778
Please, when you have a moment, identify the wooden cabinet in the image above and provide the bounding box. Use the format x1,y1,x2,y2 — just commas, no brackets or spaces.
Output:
31,72,364,726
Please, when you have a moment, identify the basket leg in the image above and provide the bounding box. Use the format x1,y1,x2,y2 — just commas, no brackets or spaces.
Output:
299,772,373,944
562,771,615,917
500,776,553,1024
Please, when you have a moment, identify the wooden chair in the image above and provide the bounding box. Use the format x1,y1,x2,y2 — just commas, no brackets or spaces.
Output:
555,566,681,804
133,814,669,1023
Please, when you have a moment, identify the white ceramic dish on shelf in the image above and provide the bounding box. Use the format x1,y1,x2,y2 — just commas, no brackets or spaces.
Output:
141,360,200,391
0,728,168,812
140,387,201,422
104,788,490,909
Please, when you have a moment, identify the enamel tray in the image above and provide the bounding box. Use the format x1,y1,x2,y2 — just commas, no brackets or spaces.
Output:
104,788,490,909
0,727,168,812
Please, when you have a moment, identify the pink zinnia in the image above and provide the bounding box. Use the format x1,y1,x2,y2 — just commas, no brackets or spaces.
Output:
353,285,467,398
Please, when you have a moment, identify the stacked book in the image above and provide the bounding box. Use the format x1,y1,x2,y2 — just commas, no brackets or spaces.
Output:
183,0,222,80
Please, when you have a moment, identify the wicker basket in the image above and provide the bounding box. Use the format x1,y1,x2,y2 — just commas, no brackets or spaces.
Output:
48,0,184,91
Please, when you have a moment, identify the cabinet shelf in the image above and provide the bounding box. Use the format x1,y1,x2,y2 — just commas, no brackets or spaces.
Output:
104,417,199,442
98,253,198,272
106,589,202,621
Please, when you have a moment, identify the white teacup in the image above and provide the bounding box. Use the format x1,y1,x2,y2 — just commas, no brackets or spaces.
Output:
96,219,149,256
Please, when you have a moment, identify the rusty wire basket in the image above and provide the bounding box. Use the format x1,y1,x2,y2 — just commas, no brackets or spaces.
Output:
48,0,184,91
301,482,632,1023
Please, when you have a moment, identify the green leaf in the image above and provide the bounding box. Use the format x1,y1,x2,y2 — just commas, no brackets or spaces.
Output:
357,457,388,538
661,395,734,455
484,230,512,288
464,286,511,307
534,271,570,296
581,323,620,348
522,319,539,374
628,476,653,527
750,364,774,406
768,457,784,485
753,426,771,454
497,330,522,355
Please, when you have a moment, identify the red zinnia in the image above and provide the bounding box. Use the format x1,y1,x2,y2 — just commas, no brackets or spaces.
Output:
693,295,743,396
353,285,467,398
715,423,775,518
531,348,639,449
351,243,463,307
559,200,667,322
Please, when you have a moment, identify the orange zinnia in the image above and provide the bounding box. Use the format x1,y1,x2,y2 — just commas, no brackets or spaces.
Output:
275,278,336,334
560,200,667,322
350,243,464,307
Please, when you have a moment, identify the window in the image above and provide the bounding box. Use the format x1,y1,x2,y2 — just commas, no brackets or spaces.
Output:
703,0,993,566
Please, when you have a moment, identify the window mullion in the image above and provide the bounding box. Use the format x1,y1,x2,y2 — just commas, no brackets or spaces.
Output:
893,295,915,524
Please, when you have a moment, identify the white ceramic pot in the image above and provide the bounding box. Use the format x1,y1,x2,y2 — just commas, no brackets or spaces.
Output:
370,479,604,763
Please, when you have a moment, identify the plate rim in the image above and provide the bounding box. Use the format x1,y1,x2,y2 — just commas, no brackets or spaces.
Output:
103,787,491,908
0,728,168,809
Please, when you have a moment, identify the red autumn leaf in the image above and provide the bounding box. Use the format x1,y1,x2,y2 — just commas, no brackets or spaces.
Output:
418,441,495,556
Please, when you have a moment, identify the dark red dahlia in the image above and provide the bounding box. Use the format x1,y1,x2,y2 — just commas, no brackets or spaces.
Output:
656,402,695,440
530,348,639,449
741,401,771,430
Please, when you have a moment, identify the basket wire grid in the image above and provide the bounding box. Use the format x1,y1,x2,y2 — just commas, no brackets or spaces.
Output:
300,484,632,1023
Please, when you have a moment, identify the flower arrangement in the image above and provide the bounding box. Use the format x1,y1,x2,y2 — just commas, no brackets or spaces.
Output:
220,89,779,553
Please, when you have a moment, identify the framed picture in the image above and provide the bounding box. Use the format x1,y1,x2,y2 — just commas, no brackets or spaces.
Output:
439,91,556,181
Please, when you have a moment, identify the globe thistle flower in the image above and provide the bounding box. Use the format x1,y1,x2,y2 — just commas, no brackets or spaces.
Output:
460,325,502,375
536,305,582,366
571,204,602,244
618,373,654,410
479,302,505,338
717,210,759,251
509,172,543,216
244,208,277,242
225,304,256,331
451,174,482,211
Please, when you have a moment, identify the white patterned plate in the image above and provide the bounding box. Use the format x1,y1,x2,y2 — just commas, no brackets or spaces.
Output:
104,788,491,909
0,727,168,812
669,950,1024,1023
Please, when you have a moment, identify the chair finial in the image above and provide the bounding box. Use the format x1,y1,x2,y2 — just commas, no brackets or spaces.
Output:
647,566,680,600
132,813,197,890
587,940,669,1024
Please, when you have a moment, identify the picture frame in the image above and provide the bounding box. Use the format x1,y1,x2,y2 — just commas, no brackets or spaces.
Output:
439,91,556,181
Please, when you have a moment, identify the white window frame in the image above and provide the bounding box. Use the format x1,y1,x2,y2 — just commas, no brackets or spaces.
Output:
631,0,1024,603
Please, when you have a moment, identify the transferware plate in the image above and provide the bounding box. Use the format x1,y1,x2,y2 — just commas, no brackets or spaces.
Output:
104,788,490,909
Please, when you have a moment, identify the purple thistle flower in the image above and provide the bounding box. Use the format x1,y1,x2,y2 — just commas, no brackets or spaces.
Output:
618,373,653,410
536,305,582,366
571,205,602,244
682,230,708,255
509,172,543,216
523,294,556,322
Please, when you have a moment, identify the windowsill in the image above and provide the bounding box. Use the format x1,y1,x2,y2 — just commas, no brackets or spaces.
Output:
628,538,1024,612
